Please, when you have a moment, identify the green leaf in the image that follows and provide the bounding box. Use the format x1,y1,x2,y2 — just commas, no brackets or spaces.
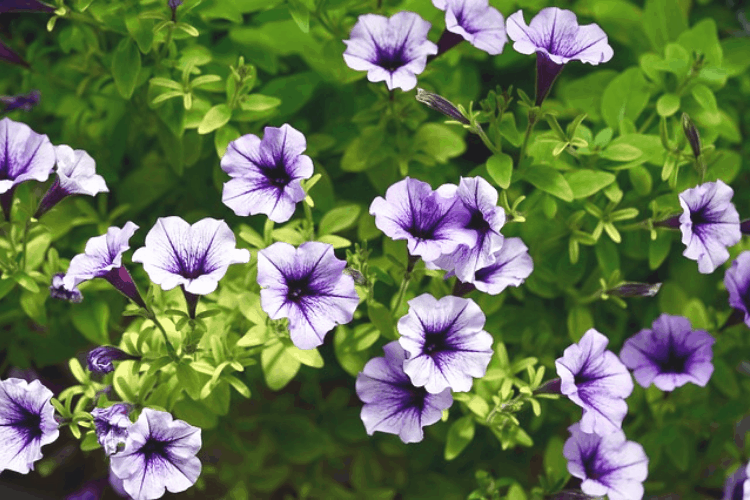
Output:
628,165,652,195
13,272,39,293
677,18,722,69
316,234,351,248
69,358,87,383
240,94,282,112
649,231,672,270
214,124,240,157
523,165,574,202
721,38,750,78
284,342,324,368
544,435,569,483
564,170,616,199
595,238,620,277
198,104,232,135
691,84,717,113
567,306,593,343
444,416,475,461
642,0,688,52
80,431,101,452
601,67,651,132
506,484,527,500
125,16,154,54
71,300,110,344
176,363,203,400
486,153,513,189
334,324,379,376
656,93,680,117
261,339,301,390
223,374,251,398
600,143,643,162
711,359,740,399
111,38,141,99
414,123,466,163
368,302,395,340
287,0,310,33
319,205,361,235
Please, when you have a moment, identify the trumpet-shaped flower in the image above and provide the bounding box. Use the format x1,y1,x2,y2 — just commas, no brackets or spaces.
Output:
356,341,453,443
432,0,507,55
725,251,750,329
257,241,359,350
343,12,438,91
221,124,314,224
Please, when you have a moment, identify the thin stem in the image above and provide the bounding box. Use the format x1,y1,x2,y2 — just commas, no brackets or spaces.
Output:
263,218,275,246
391,256,418,314
303,200,315,241
146,310,179,361
21,220,31,271
519,111,539,162
637,110,657,134
156,25,175,67
474,124,500,155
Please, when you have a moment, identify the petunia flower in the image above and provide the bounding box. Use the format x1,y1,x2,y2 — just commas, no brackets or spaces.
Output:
506,8,613,106
398,293,493,393
343,12,438,92
257,241,359,350
678,180,741,274
0,378,60,474
564,423,649,500
472,237,534,295
430,177,506,283
415,88,470,125
0,89,40,113
91,403,132,456
63,222,146,309
221,124,314,224
619,314,715,392
110,408,201,500
87,346,140,375
723,463,749,500
432,0,507,56
34,145,109,219
0,1,54,14
132,216,250,297
0,117,55,218
49,273,83,303
369,177,475,262
356,341,453,443
555,329,633,435
725,251,750,329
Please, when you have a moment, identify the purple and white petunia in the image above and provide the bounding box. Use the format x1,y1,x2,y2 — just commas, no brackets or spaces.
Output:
398,294,493,393
63,222,146,308
0,89,40,113
430,177,506,283
92,403,132,456
725,251,750,329
132,217,250,296
49,273,83,303
87,346,140,375
678,180,741,274
506,8,613,106
0,117,55,217
0,378,59,474
221,124,314,224
555,329,633,435
432,0,507,56
564,423,649,500
723,463,750,500
343,12,438,92
110,408,201,500
34,145,108,219
472,237,534,294
356,341,453,443
257,241,359,350
369,177,475,262
619,314,715,392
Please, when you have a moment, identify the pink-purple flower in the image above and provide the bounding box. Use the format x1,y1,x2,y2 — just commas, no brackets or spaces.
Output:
555,329,633,435
472,237,534,295
678,180,741,274
110,408,201,500
564,423,649,500
257,241,359,350
397,294,493,393
356,341,453,443
619,314,715,392
0,378,59,474
432,0,507,55
221,124,314,224
369,177,474,262
725,251,750,329
343,12,438,91
49,273,83,303
132,217,250,296
92,403,132,456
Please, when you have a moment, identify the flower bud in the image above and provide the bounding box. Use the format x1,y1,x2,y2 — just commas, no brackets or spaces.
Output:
608,282,662,298
415,88,470,125
49,273,83,303
87,346,139,374
682,113,701,159
0,90,40,113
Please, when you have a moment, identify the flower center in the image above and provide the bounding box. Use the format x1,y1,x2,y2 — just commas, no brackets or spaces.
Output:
286,275,312,303
263,161,292,188
690,207,708,227
16,407,43,442
582,451,603,481
423,328,451,355
140,437,168,461
657,349,687,374
375,46,408,72
466,209,490,233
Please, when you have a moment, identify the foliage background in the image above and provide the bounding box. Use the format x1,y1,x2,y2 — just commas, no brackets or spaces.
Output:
1,0,749,498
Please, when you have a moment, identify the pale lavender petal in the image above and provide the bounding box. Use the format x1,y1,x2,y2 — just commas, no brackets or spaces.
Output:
725,251,750,328
434,0,507,55
63,222,139,289
54,145,108,196
473,238,534,294
0,117,55,195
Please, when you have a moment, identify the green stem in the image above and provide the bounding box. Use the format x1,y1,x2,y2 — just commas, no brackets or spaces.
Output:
146,310,179,361
156,24,175,67
303,200,315,241
263,219,275,246
519,111,539,162
474,124,500,155
21,220,31,271
391,256,418,314
637,110,657,134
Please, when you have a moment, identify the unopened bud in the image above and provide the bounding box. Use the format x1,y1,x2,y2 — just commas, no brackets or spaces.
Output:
87,346,139,374
415,88,470,125
681,113,701,159
608,282,662,298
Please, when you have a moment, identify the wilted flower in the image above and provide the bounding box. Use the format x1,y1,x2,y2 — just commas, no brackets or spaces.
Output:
356,341,453,443
620,314,715,392
564,423,649,500
369,177,474,262
34,145,109,219
415,88,470,125
506,8,613,106
132,217,250,296
343,12,438,91
0,89,40,112
257,241,359,350
398,294,493,393
221,124,314,224
555,329,633,435
723,463,749,500
87,346,140,375
92,403,132,456
0,117,55,218
110,408,201,500
430,177,506,283
0,378,59,474
725,251,750,329
472,237,534,295
432,0,507,55
63,222,146,308
50,273,83,303
678,180,741,274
